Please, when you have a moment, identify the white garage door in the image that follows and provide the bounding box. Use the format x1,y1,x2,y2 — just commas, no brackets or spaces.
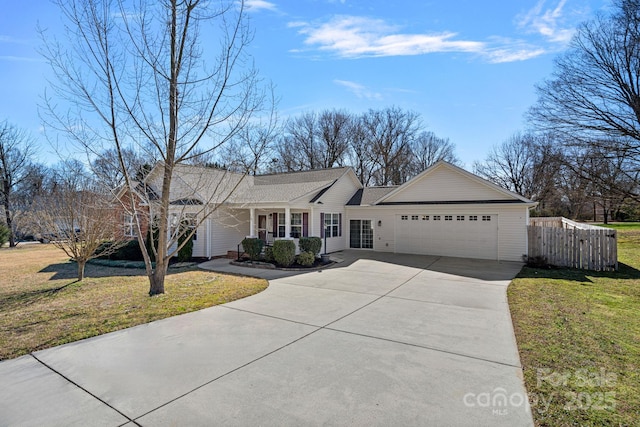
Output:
395,214,498,260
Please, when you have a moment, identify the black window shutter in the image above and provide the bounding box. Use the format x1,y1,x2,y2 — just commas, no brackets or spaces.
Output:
273,212,278,236
302,212,309,237
320,213,324,238
339,213,342,237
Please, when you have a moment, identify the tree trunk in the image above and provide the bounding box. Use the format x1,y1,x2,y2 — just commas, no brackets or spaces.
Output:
77,260,85,281
2,182,15,247
149,260,168,296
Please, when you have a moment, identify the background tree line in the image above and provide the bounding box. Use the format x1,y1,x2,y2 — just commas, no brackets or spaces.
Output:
219,106,459,186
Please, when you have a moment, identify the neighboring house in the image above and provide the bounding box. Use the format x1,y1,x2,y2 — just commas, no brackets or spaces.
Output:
123,161,537,262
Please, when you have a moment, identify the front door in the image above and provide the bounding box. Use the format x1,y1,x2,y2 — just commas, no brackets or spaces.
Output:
350,219,373,249
258,215,267,241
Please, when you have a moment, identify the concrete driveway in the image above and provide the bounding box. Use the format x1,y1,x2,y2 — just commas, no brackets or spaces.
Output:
0,251,533,426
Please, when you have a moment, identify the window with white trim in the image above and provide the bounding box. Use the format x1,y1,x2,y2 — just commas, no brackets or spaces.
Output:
401,215,408,220
324,213,341,237
445,215,453,221
422,215,429,220
457,215,464,221
433,215,441,220
482,215,492,221
291,213,302,238
469,215,478,221
411,215,419,220
124,214,136,237
278,213,286,238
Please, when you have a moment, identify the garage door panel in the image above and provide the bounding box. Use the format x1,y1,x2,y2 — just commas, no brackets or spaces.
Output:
395,214,498,260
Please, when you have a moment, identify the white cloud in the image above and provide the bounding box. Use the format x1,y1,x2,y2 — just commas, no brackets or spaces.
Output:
516,0,575,44
0,35,31,45
334,79,382,100
294,16,486,58
245,0,277,12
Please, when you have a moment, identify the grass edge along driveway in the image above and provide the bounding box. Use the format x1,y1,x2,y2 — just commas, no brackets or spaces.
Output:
0,244,267,361
508,223,639,426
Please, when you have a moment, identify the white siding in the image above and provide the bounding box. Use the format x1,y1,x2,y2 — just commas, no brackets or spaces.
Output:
347,204,529,262
208,207,249,257
312,173,361,253
383,164,513,203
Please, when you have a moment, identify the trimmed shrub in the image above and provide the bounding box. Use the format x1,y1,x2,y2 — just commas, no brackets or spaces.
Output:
242,237,264,261
101,239,143,261
177,220,194,262
299,236,322,256
263,246,274,263
273,239,296,267
297,251,315,267
0,224,9,247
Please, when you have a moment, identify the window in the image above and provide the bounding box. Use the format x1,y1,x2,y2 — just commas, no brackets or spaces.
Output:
324,213,341,237
482,215,492,221
469,215,478,221
445,215,452,221
401,215,408,220
422,215,429,220
457,215,464,221
278,213,286,238
291,213,302,238
124,214,136,237
411,215,419,221
433,215,441,220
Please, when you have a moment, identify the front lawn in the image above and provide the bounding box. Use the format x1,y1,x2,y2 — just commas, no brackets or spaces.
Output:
0,244,267,360
509,223,640,426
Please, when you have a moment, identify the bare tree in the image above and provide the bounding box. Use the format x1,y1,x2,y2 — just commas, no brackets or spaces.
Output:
473,132,563,204
34,161,127,280
0,121,34,247
529,0,640,199
347,117,376,186
361,107,420,185
92,148,148,190
222,89,279,175
410,131,459,172
41,0,263,295
317,109,352,168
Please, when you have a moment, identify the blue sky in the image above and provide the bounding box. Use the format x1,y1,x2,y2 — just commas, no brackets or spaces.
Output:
0,0,609,168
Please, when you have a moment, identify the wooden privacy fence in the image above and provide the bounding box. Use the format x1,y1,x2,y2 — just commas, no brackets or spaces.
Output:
528,218,618,271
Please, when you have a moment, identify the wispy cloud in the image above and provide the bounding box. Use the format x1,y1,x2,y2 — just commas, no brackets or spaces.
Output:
334,79,382,100
516,0,575,44
245,0,277,12
0,35,31,45
293,16,484,58
291,15,547,63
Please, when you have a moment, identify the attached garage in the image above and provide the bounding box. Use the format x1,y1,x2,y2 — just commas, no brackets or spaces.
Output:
395,213,498,260
346,162,537,262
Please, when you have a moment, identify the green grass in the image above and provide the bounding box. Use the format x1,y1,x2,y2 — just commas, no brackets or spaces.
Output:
0,244,268,360
509,223,640,426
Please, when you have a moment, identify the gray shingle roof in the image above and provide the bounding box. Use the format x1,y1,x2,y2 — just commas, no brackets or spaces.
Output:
254,167,349,185
347,186,398,206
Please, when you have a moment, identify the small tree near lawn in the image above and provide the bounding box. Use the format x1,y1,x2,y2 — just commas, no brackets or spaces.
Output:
35,162,128,281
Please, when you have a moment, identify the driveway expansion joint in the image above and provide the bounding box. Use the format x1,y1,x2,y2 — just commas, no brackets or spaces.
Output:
29,353,141,426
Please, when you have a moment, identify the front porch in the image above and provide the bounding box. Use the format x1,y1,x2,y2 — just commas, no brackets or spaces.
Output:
246,208,311,249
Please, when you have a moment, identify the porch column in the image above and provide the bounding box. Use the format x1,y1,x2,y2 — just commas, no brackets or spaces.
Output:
249,208,256,237
285,207,291,238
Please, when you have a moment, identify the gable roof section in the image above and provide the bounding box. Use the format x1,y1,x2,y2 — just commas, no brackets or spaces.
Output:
374,161,535,205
